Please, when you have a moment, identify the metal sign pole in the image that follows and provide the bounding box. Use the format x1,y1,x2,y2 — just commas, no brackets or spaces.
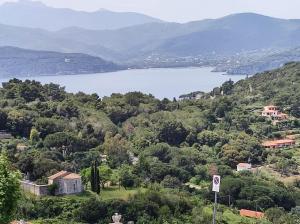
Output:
212,175,220,224
213,191,217,224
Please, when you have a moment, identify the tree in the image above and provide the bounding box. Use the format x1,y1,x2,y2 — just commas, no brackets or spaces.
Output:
90,161,100,194
103,133,130,168
156,120,187,146
30,127,39,143
266,207,285,224
99,165,113,189
0,154,21,224
161,175,181,188
221,79,234,95
197,130,221,147
0,110,7,129
291,102,300,118
74,197,107,223
119,165,136,189
275,158,297,176
80,168,91,190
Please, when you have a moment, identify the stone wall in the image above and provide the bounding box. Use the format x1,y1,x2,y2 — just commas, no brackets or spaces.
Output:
20,180,49,196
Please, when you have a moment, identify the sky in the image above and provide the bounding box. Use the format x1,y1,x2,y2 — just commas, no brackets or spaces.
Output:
0,0,299,22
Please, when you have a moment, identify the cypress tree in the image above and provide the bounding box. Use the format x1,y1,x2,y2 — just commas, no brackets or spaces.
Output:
95,161,100,194
90,160,101,194
90,161,96,192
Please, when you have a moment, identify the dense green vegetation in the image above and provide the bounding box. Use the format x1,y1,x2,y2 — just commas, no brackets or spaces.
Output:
0,62,300,223
0,154,21,223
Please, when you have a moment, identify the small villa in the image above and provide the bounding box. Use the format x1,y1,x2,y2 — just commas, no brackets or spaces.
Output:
240,209,264,219
48,171,83,195
237,163,252,172
262,139,296,149
21,170,83,196
261,105,288,120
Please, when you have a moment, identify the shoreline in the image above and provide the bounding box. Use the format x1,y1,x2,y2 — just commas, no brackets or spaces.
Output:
0,65,248,80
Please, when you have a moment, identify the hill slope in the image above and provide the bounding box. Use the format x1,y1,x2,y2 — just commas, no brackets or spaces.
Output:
0,46,121,77
0,0,162,31
231,62,300,108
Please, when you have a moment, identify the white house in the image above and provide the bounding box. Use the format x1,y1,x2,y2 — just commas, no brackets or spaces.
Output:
48,171,83,195
237,163,252,172
261,105,288,120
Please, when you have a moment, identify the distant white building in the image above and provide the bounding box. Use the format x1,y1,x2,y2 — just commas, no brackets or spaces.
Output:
237,163,252,172
48,171,83,195
261,105,288,120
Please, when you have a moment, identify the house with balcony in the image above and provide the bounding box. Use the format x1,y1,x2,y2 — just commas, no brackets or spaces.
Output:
261,105,288,120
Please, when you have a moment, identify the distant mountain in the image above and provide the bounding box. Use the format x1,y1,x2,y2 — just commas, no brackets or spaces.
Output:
153,13,300,57
0,47,122,77
1,12,300,71
0,23,121,61
54,13,300,60
0,0,162,31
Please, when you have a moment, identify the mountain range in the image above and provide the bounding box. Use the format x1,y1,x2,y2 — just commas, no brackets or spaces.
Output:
1,1,300,75
0,0,162,31
1,10,300,62
0,47,121,77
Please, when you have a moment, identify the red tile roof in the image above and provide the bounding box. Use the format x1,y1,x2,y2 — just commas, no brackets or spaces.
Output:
63,173,81,180
240,209,264,219
48,171,70,180
48,171,81,180
237,163,251,168
262,139,296,147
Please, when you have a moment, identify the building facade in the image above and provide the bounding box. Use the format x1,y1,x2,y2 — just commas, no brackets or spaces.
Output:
261,105,288,120
262,139,296,149
237,163,252,172
21,171,83,196
48,171,83,195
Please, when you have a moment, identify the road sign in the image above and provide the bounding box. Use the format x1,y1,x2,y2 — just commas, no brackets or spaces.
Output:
212,175,221,192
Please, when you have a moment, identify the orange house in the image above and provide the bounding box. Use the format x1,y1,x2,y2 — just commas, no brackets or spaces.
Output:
261,105,288,120
240,209,264,219
262,139,296,149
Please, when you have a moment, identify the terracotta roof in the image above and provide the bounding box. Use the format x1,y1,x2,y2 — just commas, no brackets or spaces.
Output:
48,171,70,180
63,173,81,180
237,163,251,168
262,139,296,147
240,209,264,219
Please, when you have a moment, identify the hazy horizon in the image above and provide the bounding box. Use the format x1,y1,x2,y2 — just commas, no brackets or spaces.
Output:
0,0,299,23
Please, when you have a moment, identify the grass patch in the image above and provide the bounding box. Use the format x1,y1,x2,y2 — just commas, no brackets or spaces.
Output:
61,186,146,201
100,186,146,201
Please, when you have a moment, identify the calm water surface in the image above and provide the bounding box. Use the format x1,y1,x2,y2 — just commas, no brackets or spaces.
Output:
1,67,246,99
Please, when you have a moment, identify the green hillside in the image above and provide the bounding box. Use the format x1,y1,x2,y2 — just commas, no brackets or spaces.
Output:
0,63,300,223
